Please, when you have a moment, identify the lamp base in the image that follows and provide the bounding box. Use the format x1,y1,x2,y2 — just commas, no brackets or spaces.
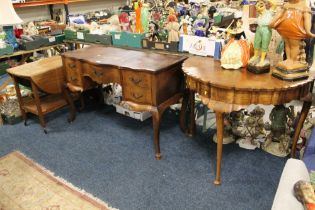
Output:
3,26,19,50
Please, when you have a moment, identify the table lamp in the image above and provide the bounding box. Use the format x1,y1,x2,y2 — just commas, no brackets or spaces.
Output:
0,0,23,49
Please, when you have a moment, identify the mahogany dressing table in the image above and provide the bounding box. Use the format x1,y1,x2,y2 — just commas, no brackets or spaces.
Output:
180,56,315,185
62,46,187,159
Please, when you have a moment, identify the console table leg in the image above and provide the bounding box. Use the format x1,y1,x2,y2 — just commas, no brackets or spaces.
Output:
214,111,224,185
152,111,162,160
188,90,196,137
291,100,312,158
179,89,189,133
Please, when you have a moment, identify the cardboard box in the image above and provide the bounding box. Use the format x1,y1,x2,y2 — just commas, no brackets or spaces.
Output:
20,36,50,50
85,33,112,45
47,34,65,45
142,39,179,52
64,29,89,41
111,31,145,48
114,104,151,121
0,45,14,56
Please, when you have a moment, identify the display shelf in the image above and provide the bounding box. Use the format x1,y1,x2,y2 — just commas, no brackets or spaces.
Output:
13,0,90,8
0,44,64,60
23,94,67,115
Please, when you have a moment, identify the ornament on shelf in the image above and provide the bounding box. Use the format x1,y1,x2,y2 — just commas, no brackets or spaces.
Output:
220,14,250,70
270,0,315,80
165,14,180,42
134,2,144,33
192,14,206,37
262,105,296,157
233,107,266,150
247,0,276,74
119,12,130,31
141,3,150,32
179,16,193,35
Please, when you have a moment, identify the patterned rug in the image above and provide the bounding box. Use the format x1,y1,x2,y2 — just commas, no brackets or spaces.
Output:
0,151,117,210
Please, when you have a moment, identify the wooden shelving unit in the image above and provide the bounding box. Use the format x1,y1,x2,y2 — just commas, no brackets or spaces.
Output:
13,0,90,8
13,0,91,23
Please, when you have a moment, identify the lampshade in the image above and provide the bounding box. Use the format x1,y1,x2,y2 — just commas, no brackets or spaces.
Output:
0,0,23,26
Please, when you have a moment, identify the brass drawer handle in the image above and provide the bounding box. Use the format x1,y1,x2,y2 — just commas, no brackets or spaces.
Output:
69,63,76,69
129,77,142,85
131,93,143,99
70,76,77,82
93,68,103,77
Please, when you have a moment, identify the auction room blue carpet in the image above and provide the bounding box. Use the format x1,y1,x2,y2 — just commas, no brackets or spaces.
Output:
0,101,286,210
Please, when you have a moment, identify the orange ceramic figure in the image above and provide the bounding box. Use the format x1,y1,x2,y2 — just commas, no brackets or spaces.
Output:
134,2,143,33
270,0,315,75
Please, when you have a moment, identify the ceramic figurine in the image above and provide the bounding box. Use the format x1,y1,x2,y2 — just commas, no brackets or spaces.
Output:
24,22,39,36
193,14,206,37
148,21,159,41
152,10,162,22
230,109,247,140
179,16,193,35
129,12,137,33
220,15,250,69
189,2,201,17
262,105,296,157
134,2,144,33
270,0,315,80
0,32,6,49
206,6,216,37
247,0,276,74
165,0,177,11
141,3,151,33
233,107,266,150
177,2,189,17
89,21,100,34
119,12,130,31
108,15,121,32
166,14,180,42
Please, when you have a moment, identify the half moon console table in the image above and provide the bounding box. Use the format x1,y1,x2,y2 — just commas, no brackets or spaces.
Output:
62,46,187,159
180,56,315,185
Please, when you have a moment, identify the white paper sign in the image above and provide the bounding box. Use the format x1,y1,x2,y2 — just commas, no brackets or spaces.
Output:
48,37,56,43
180,35,216,57
114,34,121,39
77,32,84,40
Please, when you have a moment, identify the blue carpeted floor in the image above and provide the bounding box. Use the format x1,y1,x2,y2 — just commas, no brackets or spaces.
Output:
0,99,286,210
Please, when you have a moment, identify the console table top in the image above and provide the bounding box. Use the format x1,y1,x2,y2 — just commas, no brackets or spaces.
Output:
183,56,315,91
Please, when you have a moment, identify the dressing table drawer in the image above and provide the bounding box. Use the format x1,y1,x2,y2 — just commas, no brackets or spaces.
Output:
123,71,151,88
64,58,82,86
83,64,120,84
123,86,152,104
